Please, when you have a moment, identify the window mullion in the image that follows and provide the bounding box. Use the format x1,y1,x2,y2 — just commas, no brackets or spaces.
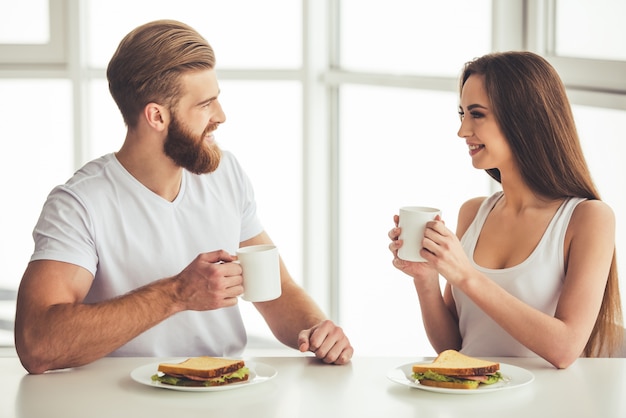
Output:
0,0,67,65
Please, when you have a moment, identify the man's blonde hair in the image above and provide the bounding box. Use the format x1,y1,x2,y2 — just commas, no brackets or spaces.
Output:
107,20,215,128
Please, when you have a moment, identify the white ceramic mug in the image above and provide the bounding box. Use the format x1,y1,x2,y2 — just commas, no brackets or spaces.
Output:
236,244,281,302
398,206,441,262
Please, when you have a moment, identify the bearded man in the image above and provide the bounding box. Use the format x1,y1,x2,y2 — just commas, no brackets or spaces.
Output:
15,20,353,374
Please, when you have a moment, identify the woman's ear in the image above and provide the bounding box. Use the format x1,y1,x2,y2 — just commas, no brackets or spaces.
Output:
143,103,168,132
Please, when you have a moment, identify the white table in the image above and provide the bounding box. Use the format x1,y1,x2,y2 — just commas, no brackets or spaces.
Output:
2,352,625,418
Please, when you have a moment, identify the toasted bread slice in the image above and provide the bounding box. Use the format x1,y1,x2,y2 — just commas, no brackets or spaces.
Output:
158,356,245,379
419,378,480,390
412,350,499,376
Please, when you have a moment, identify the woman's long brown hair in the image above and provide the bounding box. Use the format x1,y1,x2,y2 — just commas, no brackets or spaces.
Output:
461,51,623,357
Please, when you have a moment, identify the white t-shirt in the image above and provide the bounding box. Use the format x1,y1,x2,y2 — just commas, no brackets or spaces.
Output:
30,151,264,357
454,191,585,357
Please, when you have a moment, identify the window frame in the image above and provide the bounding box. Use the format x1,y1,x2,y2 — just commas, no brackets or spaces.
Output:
526,0,626,109
0,0,67,65
0,0,625,345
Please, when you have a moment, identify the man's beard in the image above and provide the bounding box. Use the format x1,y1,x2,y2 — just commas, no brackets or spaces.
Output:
163,114,222,174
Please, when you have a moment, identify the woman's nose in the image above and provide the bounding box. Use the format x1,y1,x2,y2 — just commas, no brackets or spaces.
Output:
457,117,470,138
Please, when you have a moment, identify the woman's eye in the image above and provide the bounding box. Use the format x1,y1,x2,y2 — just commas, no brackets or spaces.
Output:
458,111,465,120
470,111,484,119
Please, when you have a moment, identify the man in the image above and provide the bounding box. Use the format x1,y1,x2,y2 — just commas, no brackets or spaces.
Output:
14,20,353,374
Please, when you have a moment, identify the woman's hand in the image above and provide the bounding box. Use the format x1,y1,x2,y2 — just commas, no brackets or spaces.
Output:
421,217,473,286
388,214,437,280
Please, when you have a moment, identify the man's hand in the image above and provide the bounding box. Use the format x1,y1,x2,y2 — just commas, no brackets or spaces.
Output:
298,320,353,365
172,250,243,311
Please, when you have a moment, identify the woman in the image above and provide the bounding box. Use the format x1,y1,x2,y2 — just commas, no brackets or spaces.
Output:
388,51,623,368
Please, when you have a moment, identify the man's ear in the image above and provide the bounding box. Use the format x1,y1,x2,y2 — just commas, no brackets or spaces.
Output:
143,103,168,132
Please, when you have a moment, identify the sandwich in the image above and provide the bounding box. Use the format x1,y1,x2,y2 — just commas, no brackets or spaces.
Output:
411,349,503,389
151,356,250,387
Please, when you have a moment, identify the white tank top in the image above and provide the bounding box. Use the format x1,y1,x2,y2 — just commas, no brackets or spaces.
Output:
453,191,585,357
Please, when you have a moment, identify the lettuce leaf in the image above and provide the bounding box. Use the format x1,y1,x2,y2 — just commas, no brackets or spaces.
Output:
412,370,503,386
151,367,250,387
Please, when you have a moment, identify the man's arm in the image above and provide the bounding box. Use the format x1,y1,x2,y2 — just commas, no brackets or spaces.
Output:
15,250,242,374
243,232,353,364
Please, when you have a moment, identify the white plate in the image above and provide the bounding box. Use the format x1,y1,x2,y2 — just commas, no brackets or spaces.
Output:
387,361,534,394
131,360,277,392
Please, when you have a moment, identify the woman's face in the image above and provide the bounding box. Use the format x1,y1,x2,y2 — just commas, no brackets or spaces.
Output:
458,74,514,172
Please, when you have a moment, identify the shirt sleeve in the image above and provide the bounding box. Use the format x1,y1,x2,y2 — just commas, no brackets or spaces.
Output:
30,185,98,276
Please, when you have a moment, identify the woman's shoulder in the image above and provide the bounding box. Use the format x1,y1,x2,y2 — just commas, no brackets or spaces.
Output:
569,199,615,230
458,193,502,218
460,196,489,213
456,196,490,237
564,199,615,256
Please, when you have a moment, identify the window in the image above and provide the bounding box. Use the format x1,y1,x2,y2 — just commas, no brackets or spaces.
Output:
338,85,492,355
86,0,302,69
574,105,626,258
0,79,73,345
555,0,626,61
0,0,303,346
83,1,304,342
0,0,65,64
334,0,626,356
528,0,626,96
1,0,624,357
0,0,49,44
340,0,492,76
336,0,493,356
